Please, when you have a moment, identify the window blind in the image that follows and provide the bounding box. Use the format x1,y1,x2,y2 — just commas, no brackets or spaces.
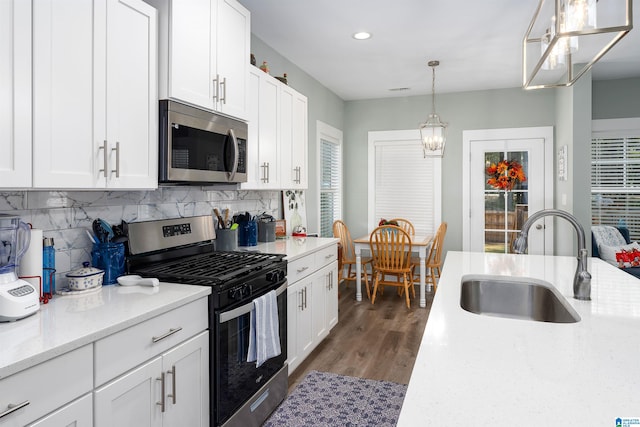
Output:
592,134,640,239
320,138,341,237
373,141,435,235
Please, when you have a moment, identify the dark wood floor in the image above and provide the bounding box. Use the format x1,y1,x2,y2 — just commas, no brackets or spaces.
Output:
288,282,434,392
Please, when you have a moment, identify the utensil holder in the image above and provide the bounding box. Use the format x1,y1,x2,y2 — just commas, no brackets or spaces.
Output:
215,228,238,251
258,222,276,242
238,221,258,247
91,242,125,285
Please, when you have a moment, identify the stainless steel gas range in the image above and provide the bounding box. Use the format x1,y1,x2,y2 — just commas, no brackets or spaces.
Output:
125,215,288,427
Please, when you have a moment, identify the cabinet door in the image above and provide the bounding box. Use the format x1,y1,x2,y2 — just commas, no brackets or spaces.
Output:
214,0,250,120
168,0,214,110
162,332,210,427
27,394,92,427
241,67,262,189
279,85,294,188
32,0,97,188
94,357,163,427
257,75,280,188
325,261,339,330
312,261,338,342
286,280,313,375
291,91,308,189
0,0,31,188
104,0,158,189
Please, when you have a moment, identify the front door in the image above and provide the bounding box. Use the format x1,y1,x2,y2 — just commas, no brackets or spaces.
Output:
463,127,554,255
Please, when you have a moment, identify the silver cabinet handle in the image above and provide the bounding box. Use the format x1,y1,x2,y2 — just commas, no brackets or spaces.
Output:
0,401,30,419
112,141,120,178
294,166,301,184
296,266,309,274
220,76,227,104
303,286,307,309
99,140,108,178
261,162,269,183
325,254,333,259
157,373,166,413
213,75,219,102
298,289,304,310
266,162,270,183
167,365,177,405
152,327,182,343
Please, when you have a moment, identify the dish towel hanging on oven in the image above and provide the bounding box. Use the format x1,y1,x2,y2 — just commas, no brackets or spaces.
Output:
247,290,281,368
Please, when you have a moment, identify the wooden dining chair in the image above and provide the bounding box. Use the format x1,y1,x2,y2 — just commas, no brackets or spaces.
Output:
389,218,415,236
414,222,447,292
369,225,415,308
333,220,372,298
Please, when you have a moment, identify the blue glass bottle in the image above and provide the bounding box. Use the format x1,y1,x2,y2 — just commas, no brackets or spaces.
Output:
43,237,55,296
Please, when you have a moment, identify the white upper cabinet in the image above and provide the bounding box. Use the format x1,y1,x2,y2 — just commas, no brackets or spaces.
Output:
32,0,158,189
0,0,32,188
242,66,308,190
152,0,250,120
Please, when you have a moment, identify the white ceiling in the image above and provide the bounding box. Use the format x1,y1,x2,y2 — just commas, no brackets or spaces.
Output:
238,0,639,101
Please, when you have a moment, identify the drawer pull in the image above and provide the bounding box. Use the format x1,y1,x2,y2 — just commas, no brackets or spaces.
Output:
0,401,30,419
152,327,183,343
325,254,333,259
296,266,309,274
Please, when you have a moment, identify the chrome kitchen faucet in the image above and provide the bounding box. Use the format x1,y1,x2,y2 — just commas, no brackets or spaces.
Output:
512,209,591,301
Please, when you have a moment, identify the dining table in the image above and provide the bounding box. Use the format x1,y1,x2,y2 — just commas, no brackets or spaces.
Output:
353,233,434,308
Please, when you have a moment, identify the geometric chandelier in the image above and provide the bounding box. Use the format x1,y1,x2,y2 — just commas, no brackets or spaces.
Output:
523,0,633,89
419,60,447,157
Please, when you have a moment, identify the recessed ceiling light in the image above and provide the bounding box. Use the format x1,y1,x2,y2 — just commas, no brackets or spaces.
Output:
352,32,371,40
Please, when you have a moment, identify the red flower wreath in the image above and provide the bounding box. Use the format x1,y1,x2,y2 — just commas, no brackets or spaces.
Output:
486,160,527,191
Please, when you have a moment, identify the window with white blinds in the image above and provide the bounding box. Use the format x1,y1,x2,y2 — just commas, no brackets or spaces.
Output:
319,135,342,237
370,134,440,236
592,120,640,240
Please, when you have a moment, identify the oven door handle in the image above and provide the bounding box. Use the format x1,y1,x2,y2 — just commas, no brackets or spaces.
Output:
227,128,239,182
219,281,287,324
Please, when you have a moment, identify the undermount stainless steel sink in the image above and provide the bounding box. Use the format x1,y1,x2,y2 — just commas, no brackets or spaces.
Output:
460,275,581,324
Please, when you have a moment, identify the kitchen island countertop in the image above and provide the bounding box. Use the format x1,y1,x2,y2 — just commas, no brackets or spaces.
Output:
0,282,210,380
398,251,640,426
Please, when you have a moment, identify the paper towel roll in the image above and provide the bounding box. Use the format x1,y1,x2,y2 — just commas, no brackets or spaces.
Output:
18,228,43,291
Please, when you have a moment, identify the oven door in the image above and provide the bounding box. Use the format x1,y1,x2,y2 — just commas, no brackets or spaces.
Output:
214,282,287,426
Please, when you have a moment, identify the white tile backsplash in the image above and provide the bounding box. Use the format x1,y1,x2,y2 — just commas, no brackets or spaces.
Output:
1,188,280,288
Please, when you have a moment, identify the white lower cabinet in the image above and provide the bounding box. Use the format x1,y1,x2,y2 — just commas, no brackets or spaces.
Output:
287,243,338,375
27,394,93,427
94,331,209,427
0,345,93,427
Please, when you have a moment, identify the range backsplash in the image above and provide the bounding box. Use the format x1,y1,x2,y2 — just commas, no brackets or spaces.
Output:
0,187,280,287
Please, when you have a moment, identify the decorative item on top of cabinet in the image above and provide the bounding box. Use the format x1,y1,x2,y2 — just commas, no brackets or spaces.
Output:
150,0,251,121
275,73,288,85
260,61,270,74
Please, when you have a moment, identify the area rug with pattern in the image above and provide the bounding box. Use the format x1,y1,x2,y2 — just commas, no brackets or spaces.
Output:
263,370,407,427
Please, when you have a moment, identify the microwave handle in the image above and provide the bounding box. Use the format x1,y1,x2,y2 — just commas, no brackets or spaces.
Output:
228,128,239,181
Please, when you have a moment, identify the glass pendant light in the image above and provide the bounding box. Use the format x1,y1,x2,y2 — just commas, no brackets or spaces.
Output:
420,60,447,157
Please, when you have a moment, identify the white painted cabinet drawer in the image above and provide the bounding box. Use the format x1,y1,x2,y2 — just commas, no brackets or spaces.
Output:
314,244,337,269
0,345,93,427
94,297,208,386
287,253,316,284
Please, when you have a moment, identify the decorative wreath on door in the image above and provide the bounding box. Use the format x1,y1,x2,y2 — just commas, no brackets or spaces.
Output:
486,160,527,191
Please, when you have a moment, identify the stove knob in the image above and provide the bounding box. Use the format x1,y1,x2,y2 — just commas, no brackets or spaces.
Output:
266,272,274,282
278,270,285,281
228,287,241,300
241,284,251,297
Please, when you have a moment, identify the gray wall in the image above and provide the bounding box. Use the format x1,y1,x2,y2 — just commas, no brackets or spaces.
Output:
344,89,556,254
593,77,640,119
250,37,345,234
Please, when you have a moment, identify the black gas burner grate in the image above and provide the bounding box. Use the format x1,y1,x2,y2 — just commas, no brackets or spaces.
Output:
133,251,285,286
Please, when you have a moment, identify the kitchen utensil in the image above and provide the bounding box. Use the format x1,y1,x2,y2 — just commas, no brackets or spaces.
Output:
65,262,104,290
117,275,159,287
213,208,225,229
0,214,40,322
92,219,114,243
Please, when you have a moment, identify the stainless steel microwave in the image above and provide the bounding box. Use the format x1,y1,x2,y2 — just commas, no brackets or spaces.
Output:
159,100,247,184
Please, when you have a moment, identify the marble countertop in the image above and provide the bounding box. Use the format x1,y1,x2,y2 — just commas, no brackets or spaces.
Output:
0,282,210,380
239,236,338,261
398,251,640,426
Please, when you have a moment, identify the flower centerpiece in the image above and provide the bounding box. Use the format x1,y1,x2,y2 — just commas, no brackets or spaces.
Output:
378,219,399,226
486,159,527,191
